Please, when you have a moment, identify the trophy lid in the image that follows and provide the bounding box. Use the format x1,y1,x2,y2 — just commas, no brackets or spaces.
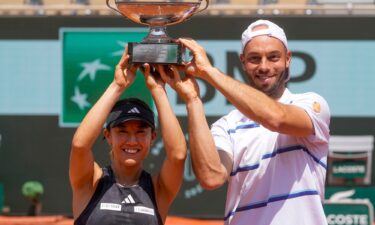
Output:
114,0,203,27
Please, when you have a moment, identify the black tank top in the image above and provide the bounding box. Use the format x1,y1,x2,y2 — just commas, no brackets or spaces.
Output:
74,166,163,225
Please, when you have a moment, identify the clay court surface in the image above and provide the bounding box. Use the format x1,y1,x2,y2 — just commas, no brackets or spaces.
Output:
2,216,375,225
0,215,223,225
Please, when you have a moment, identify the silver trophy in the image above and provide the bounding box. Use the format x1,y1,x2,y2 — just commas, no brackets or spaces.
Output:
107,0,209,64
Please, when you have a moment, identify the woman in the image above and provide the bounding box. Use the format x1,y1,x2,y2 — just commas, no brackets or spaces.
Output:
69,48,186,225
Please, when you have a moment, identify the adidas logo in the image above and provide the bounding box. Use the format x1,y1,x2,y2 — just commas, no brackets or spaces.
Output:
127,107,140,114
122,194,135,204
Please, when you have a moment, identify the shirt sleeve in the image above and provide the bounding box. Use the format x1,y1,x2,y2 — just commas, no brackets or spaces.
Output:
210,116,234,158
292,92,331,144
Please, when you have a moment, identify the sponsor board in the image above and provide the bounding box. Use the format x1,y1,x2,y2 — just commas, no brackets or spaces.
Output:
325,200,374,225
60,28,152,127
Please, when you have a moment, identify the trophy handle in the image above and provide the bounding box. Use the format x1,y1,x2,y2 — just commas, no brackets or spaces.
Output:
196,0,209,14
106,0,122,15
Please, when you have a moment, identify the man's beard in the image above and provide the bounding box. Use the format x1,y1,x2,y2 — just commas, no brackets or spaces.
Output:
250,69,288,98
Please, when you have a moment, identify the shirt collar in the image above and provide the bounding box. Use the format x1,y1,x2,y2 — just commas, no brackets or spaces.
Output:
278,88,293,104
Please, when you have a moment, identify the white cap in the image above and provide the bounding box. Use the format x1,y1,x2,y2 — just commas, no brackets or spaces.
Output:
241,19,288,52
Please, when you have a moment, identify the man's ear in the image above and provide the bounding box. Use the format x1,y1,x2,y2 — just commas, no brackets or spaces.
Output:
286,50,292,69
239,53,246,71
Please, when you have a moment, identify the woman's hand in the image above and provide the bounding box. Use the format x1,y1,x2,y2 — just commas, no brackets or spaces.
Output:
140,63,165,92
114,47,139,91
156,64,200,103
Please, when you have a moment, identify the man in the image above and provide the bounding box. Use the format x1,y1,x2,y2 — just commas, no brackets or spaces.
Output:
158,19,330,224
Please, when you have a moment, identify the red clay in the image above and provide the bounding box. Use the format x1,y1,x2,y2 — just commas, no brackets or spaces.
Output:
0,215,223,225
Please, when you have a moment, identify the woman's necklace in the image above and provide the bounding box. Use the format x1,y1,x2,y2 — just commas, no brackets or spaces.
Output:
113,168,141,188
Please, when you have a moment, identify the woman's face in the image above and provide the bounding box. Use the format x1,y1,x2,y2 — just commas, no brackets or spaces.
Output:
105,120,156,167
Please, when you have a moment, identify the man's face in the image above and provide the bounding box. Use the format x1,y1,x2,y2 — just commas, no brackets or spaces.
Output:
240,34,291,99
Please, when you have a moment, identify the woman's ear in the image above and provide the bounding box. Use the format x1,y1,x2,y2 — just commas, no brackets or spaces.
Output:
103,128,112,145
151,130,157,145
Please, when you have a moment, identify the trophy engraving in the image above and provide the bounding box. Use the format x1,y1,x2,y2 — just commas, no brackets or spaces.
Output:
107,0,209,64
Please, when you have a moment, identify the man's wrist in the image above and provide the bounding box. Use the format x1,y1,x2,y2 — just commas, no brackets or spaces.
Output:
186,96,202,109
202,66,220,79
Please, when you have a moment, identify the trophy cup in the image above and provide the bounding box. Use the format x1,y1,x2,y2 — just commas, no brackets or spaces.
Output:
107,0,209,65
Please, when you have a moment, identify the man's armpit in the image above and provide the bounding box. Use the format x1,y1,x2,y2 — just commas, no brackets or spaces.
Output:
218,150,233,179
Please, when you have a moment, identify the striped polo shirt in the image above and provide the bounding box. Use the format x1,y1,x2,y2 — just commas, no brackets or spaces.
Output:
211,88,330,225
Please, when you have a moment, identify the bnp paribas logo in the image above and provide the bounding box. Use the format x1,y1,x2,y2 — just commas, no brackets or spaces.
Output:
60,28,152,127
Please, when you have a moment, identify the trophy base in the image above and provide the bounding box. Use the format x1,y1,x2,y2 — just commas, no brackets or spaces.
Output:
128,42,182,65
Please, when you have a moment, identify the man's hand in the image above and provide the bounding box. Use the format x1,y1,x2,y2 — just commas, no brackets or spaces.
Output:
178,38,213,78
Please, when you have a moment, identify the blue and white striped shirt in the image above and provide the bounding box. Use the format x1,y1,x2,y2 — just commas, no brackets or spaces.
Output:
211,88,330,225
